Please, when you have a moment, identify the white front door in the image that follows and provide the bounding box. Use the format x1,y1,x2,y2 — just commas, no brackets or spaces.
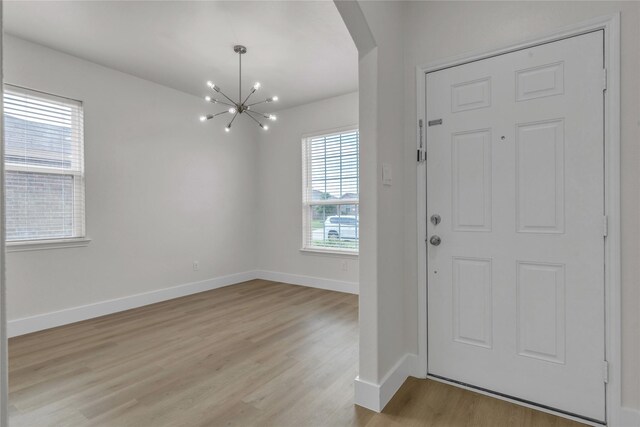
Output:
426,31,605,422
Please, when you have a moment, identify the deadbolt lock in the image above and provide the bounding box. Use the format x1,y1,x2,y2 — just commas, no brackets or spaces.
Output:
430,214,441,226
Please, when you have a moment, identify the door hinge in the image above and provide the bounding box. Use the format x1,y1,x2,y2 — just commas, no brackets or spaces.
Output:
603,215,609,237
603,360,609,383
603,68,608,91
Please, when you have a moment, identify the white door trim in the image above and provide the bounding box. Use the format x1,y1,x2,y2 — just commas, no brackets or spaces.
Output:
415,13,621,425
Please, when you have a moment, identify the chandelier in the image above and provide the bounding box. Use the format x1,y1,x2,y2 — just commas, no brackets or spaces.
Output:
200,45,278,132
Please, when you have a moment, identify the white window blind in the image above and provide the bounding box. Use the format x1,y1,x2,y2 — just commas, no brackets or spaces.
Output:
4,85,85,242
302,128,359,253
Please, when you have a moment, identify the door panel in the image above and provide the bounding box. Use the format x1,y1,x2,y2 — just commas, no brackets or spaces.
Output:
516,261,566,364
426,31,605,422
452,257,493,348
516,119,565,233
452,129,492,231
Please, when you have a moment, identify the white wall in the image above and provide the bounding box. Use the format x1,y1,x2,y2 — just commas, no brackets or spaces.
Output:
337,1,408,390
402,1,640,411
4,35,260,322
257,92,359,290
0,4,7,426
359,0,408,383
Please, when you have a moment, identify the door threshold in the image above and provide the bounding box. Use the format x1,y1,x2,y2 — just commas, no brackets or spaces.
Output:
426,374,605,426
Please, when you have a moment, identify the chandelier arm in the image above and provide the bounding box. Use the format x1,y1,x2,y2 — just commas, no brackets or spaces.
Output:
244,110,265,128
227,111,239,128
244,108,261,116
245,109,268,120
214,87,239,107
246,99,270,108
208,98,236,108
241,88,257,107
202,110,231,121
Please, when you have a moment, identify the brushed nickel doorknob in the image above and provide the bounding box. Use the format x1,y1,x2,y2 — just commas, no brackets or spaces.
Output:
430,235,441,246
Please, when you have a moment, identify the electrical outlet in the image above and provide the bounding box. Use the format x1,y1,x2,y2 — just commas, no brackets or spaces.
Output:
193,261,199,271
341,261,348,272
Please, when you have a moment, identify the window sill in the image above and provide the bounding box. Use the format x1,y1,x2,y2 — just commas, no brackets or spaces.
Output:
300,247,359,258
7,237,92,253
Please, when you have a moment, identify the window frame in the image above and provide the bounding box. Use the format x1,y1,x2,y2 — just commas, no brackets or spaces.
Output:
3,84,88,249
301,125,359,256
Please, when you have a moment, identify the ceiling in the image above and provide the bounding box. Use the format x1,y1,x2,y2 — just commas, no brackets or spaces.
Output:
4,1,358,111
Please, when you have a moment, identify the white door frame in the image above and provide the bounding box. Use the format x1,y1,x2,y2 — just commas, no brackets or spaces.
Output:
416,13,621,425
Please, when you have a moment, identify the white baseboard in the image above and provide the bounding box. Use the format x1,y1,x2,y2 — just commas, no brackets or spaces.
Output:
8,270,358,337
619,407,640,427
354,353,418,412
255,270,358,295
8,271,257,338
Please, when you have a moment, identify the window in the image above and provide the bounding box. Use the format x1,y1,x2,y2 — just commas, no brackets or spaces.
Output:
4,85,85,242
302,128,359,253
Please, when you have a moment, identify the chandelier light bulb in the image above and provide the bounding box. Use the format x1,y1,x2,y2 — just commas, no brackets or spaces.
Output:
253,82,261,90
263,125,269,130
205,95,212,102
199,115,207,122
229,107,237,114
269,115,277,121
225,126,231,132
206,81,215,88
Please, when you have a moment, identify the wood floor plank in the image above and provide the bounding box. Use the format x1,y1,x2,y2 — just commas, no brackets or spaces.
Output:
9,280,585,426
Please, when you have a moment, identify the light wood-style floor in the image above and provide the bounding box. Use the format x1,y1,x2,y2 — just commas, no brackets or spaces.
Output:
9,279,585,427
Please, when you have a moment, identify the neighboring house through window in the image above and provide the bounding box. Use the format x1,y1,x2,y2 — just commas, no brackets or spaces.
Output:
4,85,85,242
302,127,359,253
